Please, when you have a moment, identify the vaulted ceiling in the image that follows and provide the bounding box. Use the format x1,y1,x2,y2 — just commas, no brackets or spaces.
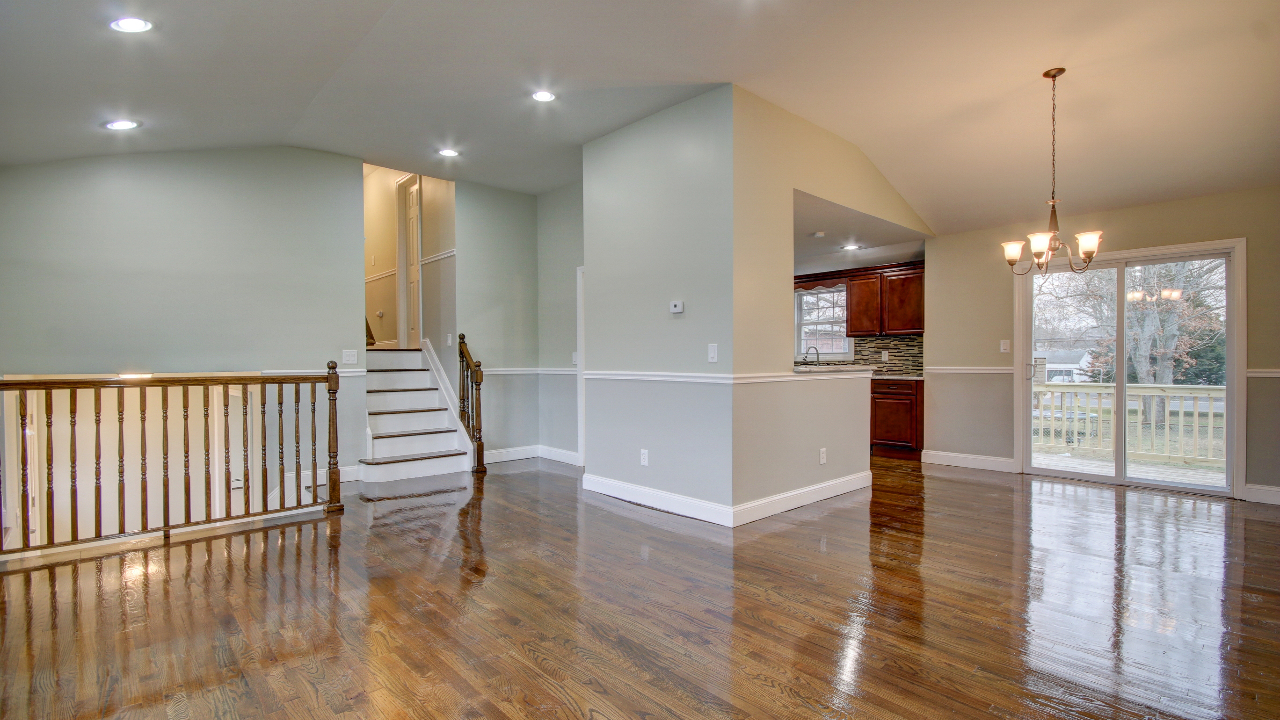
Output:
1,1,1276,234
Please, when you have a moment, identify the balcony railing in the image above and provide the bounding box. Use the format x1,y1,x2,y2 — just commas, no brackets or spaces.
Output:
0,363,343,557
1032,382,1226,468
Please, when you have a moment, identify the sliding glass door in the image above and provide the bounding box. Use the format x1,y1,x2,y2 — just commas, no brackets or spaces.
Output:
1027,253,1230,492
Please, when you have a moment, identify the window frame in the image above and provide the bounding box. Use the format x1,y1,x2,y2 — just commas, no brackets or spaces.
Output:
794,281,852,359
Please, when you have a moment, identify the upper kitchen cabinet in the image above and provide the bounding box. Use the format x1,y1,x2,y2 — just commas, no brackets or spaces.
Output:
880,265,924,335
796,261,923,337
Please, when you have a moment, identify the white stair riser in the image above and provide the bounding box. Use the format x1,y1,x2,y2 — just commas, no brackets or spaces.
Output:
366,352,424,371
367,371,434,391
369,411,450,434
361,454,471,482
366,389,440,412
373,432,458,457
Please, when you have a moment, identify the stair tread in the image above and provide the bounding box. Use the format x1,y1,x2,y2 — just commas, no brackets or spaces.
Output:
367,387,439,393
372,428,458,439
367,368,429,373
368,407,447,416
359,450,468,465
366,348,420,352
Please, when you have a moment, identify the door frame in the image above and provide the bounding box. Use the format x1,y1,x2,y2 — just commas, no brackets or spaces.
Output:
1014,237,1246,497
394,173,421,349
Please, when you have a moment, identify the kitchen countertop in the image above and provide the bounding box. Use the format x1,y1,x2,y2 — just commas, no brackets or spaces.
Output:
792,363,922,380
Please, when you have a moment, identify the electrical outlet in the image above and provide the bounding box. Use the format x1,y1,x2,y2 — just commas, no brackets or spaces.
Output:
881,350,889,362
1000,339,1011,353
342,349,357,364
708,343,718,363
640,449,649,466
820,447,827,465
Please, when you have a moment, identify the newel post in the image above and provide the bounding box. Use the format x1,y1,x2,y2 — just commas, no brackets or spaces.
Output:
324,360,344,515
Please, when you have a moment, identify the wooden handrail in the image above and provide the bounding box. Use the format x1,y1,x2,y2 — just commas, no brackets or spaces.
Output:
0,362,342,557
457,334,486,475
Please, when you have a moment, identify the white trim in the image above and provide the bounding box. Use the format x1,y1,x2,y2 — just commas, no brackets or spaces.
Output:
582,471,873,527
420,338,470,468
583,370,873,384
485,445,540,463
1247,369,1280,378
1240,485,1280,505
264,369,365,377
732,472,873,525
922,450,1020,473
364,268,397,283
421,249,456,265
337,368,366,377
924,366,1015,374
538,445,582,466
482,368,577,376
577,266,586,467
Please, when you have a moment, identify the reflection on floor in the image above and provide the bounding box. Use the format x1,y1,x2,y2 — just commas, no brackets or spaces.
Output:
1,457,1277,719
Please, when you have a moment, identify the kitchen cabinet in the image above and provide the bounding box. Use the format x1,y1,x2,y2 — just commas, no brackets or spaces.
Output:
870,378,924,460
795,261,923,337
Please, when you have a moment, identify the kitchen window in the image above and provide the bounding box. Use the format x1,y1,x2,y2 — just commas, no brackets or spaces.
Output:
795,283,850,357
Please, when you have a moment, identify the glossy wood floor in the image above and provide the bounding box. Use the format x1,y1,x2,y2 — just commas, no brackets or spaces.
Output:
3,457,1280,719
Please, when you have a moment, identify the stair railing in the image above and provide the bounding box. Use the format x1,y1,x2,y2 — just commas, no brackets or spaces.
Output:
0,362,343,557
457,334,486,475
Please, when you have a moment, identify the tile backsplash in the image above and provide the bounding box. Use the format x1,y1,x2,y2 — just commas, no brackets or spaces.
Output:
851,335,923,375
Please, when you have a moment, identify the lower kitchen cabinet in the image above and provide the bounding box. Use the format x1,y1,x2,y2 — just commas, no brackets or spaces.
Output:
870,379,924,460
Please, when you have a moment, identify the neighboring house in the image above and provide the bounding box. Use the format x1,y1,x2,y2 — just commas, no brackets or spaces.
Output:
1034,349,1092,383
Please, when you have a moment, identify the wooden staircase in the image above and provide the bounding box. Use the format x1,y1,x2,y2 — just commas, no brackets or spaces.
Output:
358,350,469,481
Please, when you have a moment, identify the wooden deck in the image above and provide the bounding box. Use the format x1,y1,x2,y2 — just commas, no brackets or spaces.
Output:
1032,451,1227,487
2,456,1278,718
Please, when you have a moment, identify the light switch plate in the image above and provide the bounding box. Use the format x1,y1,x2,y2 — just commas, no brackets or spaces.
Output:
572,351,578,366
342,349,357,364
670,300,684,314
820,448,827,465
1000,340,1011,353
708,344,718,363
447,334,452,346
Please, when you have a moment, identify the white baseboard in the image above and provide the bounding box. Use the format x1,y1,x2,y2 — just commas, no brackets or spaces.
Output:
921,450,1019,473
538,445,582,466
582,471,872,527
1240,484,1280,505
733,471,872,525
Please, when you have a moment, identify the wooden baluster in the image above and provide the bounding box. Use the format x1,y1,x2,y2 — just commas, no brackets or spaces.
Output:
70,390,79,542
140,387,148,532
310,383,317,506
261,384,268,513
472,362,485,475
1192,396,1200,459
162,387,170,530
19,390,30,548
183,386,192,525
325,362,343,515
223,385,231,519
294,383,301,508
241,384,250,516
94,388,102,538
203,386,211,522
118,387,125,534
45,389,54,545
278,383,285,511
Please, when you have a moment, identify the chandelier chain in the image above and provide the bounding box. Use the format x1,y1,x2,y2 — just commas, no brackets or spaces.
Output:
1051,77,1056,202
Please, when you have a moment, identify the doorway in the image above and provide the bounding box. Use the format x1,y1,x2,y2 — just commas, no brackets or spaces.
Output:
1018,239,1244,495
363,164,421,349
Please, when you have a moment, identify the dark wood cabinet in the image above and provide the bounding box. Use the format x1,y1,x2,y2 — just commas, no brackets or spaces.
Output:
869,378,924,460
795,260,923,337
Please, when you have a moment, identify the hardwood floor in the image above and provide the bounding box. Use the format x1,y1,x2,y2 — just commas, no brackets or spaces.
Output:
3,457,1279,719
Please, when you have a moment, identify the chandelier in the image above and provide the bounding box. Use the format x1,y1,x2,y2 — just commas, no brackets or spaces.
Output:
1003,68,1102,275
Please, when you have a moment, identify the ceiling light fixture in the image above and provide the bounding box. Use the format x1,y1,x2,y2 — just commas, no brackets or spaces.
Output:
104,120,140,130
842,244,860,250
438,149,459,157
109,18,152,32
812,231,825,238
1002,68,1102,275
532,91,555,102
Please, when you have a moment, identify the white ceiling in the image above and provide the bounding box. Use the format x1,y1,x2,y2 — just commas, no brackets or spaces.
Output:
1,1,1276,234
793,190,927,275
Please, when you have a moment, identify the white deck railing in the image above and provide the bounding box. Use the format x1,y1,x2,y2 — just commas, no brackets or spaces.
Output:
1032,383,1225,468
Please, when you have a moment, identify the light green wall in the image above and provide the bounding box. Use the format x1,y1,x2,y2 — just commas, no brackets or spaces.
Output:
419,175,456,359
925,184,1280,368
0,146,367,464
584,84,736,373
537,181,584,453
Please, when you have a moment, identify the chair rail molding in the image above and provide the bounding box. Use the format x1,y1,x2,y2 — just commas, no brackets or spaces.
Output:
420,249,456,265
365,268,397,283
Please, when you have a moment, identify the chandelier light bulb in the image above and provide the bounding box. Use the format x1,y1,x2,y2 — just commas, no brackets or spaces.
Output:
1027,232,1054,258
1075,231,1102,259
1002,241,1025,266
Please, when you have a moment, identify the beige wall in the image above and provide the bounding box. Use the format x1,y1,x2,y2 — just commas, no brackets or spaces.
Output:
731,85,932,375
363,165,406,343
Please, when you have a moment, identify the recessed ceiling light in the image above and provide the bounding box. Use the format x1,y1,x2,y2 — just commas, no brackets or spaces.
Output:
110,18,152,32
813,231,826,238
104,120,140,130
842,244,860,250
438,149,459,157
532,91,556,102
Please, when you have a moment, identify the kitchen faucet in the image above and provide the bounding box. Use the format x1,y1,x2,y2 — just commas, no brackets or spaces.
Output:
802,346,820,364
